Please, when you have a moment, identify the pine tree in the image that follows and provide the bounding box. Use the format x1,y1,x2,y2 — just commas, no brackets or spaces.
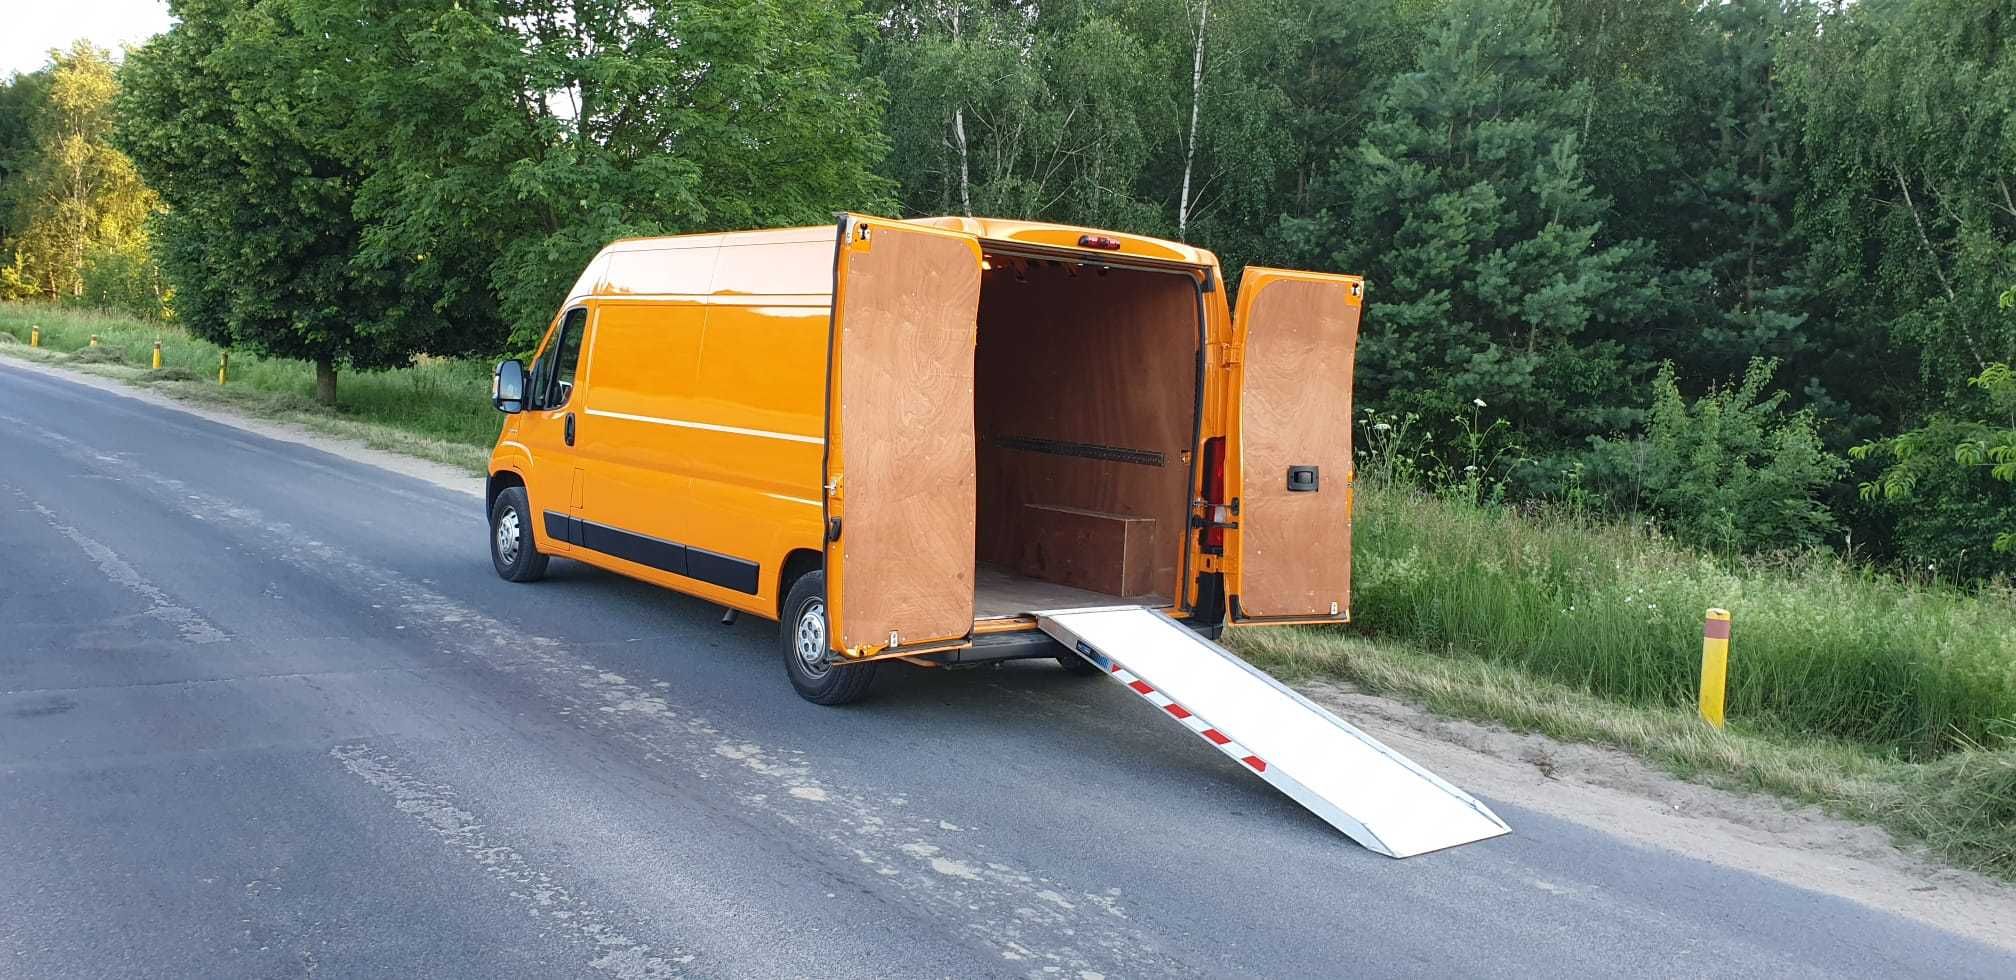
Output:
1330,0,1661,451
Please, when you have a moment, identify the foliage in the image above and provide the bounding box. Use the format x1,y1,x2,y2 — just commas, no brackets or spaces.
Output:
1312,0,1664,455
1854,361,2016,580
78,239,172,320
1587,359,1845,553
118,0,413,403
0,43,158,302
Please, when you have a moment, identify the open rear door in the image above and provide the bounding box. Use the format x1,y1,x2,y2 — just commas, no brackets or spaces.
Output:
824,214,984,658
1226,268,1363,624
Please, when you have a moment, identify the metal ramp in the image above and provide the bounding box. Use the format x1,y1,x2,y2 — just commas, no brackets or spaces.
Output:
1036,606,1510,857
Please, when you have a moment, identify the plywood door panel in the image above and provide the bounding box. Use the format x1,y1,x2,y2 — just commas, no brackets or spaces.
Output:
1231,270,1361,620
827,218,982,654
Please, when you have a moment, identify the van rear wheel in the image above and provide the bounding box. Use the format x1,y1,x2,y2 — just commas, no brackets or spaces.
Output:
489,485,550,583
1056,652,1103,676
782,571,878,705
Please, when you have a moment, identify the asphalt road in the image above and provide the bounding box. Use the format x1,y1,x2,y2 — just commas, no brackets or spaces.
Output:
2,362,2010,980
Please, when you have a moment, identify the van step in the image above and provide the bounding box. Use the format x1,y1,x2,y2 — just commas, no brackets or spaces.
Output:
1035,605,1510,857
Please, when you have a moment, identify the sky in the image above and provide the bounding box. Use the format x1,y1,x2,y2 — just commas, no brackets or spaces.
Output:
2,0,174,77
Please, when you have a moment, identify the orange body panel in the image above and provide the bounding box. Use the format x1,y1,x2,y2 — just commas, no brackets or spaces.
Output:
488,215,1359,647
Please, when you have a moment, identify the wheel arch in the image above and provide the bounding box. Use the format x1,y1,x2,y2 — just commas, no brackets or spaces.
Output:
486,469,527,516
777,548,823,617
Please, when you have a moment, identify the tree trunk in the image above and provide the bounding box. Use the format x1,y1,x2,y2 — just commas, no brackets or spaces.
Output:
1177,0,1209,241
315,356,338,406
951,8,973,217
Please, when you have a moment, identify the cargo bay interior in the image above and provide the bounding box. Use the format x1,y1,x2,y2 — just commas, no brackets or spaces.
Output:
969,251,1203,620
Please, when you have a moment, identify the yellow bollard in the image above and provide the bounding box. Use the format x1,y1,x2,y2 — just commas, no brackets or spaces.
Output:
1699,608,1731,729
89,334,100,347
152,339,163,370
218,349,229,384
29,325,39,347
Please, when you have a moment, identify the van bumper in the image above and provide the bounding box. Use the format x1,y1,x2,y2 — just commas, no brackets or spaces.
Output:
919,617,1224,667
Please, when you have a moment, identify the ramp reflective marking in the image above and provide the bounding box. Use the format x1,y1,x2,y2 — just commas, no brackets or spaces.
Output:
1036,606,1511,857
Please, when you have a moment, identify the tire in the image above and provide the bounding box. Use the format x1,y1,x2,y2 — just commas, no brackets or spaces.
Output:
489,485,550,583
782,571,878,705
1056,650,1103,676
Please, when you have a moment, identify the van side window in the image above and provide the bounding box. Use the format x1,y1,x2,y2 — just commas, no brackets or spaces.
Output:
531,308,588,410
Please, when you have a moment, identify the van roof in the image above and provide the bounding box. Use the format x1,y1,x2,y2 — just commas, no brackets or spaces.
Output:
579,217,1217,301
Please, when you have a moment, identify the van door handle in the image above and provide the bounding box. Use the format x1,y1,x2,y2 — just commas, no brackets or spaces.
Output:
564,412,576,446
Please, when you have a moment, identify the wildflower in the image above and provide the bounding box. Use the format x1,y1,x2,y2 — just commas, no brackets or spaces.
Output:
1473,398,1487,408
1373,422,1392,432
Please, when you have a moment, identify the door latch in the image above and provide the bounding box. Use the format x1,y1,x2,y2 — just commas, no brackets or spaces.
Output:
1287,465,1319,492
564,412,576,446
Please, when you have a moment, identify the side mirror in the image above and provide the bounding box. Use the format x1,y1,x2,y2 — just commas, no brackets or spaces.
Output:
493,359,527,413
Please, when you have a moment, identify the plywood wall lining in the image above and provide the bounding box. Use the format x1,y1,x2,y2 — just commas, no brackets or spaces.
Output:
973,261,1200,597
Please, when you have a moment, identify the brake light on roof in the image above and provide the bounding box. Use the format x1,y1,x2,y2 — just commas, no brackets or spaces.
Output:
1078,235,1123,250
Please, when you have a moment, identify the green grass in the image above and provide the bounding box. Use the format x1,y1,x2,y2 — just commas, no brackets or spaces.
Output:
1337,484,2016,759
1236,629,2016,877
0,304,498,472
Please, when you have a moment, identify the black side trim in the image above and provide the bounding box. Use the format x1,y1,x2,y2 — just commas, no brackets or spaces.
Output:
995,435,1165,467
686,545,761,595
541,511,760,595
543,510,574,545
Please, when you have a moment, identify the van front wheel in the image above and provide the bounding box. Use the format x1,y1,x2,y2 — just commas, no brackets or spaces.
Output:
782,571,877,705
489,485,550,583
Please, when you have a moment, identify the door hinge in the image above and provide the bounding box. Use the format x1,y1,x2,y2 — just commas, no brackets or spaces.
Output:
1196,553,1226,574
1215,343,1242,368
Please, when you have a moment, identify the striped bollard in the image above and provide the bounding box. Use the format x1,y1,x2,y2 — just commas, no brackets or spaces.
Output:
152,339,163,370
89,334,100,347
29,325,40,347
218,350,229,384
1699,608,1731,729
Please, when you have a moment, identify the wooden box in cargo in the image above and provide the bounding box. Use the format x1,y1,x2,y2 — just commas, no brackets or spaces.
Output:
1013,503,1158,597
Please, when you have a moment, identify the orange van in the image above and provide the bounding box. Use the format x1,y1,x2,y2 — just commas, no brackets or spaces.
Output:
485,214,1362,704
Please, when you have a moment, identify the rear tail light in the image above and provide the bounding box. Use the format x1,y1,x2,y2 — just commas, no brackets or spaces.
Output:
1202,436,1227,551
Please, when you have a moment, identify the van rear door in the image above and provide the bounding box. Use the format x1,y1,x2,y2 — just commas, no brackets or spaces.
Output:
823,214,985,658
1224,268,1363,624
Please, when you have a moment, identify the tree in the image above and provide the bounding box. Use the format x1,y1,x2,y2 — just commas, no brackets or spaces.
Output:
1318,0,1664,460
283,0,894,348
1787,0,2016,402
1,43,157,302
118,0,422,403
0,68,53,244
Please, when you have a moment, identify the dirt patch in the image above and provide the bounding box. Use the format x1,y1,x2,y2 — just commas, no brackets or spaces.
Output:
1297,676,2016,953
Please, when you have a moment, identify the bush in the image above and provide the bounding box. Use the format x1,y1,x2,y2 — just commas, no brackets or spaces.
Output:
1584,358,1844,553
76,242,173,322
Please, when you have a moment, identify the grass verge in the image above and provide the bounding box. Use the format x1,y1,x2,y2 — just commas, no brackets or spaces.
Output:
1234,628,2016,878
0,305,494,473
1348,485,2016,759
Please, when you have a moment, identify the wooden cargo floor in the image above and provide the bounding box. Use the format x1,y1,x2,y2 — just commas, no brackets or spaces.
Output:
973,562,1171,620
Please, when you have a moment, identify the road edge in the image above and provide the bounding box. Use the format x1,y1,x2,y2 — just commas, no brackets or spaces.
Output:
0,353,484,500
